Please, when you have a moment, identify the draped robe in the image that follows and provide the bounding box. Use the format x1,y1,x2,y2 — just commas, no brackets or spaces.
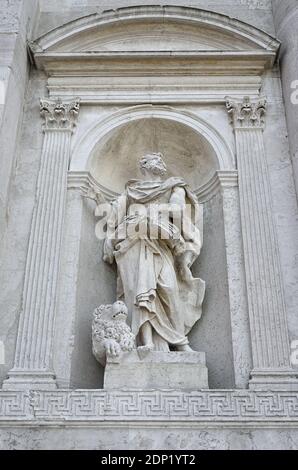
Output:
104,177,205,350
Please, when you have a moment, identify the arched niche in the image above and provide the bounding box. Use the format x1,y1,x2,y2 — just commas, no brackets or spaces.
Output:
64,106,237,390
71,105,235,179
88,117,219,194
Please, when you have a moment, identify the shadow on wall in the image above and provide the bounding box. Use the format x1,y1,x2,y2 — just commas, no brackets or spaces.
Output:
70,201,116,389
191,193,235,389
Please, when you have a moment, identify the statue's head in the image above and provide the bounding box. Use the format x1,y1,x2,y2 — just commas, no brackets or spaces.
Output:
139,153,167,177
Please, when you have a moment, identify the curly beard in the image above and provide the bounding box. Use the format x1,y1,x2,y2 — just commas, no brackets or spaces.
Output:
140,159,167,176
147,162,167,176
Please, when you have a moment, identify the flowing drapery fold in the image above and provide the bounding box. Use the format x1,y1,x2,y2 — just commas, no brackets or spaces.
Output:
104,177,205,349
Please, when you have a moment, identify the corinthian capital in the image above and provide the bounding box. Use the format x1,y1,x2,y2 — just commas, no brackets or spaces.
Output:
226,96,267,129
40,97,80,132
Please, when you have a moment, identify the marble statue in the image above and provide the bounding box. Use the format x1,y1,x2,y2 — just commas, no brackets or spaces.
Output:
85,153,205,355
92,300,135,366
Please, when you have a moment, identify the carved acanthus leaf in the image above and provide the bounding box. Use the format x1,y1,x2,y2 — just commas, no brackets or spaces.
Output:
226,96,267,129
40,97,80,131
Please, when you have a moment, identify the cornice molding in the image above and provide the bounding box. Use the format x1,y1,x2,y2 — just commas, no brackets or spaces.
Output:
29,6,280,75
67,170,238,204
67,171,118,201
47,75,261,105
196,171,238,202
31,6,280,53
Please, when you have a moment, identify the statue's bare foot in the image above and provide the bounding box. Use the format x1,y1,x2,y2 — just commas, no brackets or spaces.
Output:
137,344,154,359
176,344,194,352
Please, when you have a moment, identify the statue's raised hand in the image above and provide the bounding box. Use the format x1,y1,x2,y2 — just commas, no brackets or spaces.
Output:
80,185,105,205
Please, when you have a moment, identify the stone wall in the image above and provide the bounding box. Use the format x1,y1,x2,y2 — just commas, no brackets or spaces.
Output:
37,0,275,36
0,69,47,385
0,425,297,450
0,0,39,252
272,0,298,198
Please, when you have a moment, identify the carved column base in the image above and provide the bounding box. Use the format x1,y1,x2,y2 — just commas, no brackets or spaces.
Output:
249,369,298,391
2,370,57,390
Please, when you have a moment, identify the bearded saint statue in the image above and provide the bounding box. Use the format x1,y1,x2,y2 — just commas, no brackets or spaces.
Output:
85,153,205,354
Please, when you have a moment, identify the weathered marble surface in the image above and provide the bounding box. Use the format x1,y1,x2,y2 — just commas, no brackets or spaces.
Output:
272,1,298,202
0,426,297,450
37,0,275,38
0,0,39,256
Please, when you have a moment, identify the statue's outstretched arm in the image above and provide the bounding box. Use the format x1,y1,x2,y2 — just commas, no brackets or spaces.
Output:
80,185,106,206
103,193,127,264
169,186,186,208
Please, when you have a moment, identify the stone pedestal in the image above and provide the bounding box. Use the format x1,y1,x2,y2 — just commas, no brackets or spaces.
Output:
104,351,209,390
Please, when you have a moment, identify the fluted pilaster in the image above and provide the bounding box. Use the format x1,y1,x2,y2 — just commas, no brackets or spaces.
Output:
3,98,80,390
226,96,298,389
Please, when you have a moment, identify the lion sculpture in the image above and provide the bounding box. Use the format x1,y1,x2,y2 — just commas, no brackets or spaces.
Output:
92,300,135,366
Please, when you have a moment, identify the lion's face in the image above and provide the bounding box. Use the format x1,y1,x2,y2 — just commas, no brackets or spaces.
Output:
92,301,135,359
112,301,128,321
93,301,128,324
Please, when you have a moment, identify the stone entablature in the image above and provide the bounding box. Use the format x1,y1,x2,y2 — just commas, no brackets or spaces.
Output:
29,6,280,106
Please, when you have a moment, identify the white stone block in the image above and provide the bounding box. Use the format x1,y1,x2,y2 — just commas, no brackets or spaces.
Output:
104,351,209,390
